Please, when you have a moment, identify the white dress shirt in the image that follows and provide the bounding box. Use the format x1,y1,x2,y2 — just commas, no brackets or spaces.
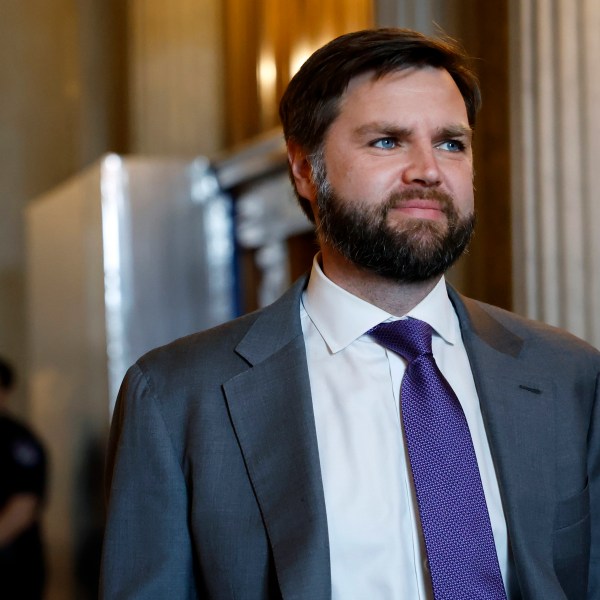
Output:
300,257,514,599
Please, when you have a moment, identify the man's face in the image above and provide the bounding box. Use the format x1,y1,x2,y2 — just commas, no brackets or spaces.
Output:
309,66,475,282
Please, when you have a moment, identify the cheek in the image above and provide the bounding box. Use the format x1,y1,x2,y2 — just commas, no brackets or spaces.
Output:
330,161,390,199
452,185,474,213
325,141,384,189
448,166,475,211
324,151,353,187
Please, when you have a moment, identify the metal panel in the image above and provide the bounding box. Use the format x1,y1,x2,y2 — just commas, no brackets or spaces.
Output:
99,155,235,406
26,154,235,599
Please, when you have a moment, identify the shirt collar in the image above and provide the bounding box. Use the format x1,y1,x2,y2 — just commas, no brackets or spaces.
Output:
302,256,458,354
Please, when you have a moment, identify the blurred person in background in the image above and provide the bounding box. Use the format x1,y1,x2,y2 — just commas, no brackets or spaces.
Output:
0,356,47,600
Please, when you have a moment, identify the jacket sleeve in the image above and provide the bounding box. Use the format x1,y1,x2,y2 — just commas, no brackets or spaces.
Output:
100,364,198,599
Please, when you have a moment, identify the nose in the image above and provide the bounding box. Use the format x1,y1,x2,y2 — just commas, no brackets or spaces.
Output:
401,143,442,187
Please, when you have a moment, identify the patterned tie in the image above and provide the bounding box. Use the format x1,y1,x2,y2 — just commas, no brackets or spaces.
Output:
369,318,507,600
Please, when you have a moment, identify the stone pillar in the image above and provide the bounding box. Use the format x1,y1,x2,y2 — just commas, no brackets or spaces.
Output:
510,0,600,344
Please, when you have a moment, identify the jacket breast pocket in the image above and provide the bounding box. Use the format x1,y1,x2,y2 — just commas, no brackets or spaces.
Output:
552,482,591,600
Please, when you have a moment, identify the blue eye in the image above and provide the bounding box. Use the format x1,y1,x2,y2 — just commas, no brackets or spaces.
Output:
372,138,397,149
438,139,465,152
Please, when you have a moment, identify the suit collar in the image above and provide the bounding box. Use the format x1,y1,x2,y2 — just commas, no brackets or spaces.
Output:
234,275,309,365
304,263,459,352
237,278,524,363
447,285,524,358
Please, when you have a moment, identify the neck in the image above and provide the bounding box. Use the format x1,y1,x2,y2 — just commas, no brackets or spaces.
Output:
320,247,442,317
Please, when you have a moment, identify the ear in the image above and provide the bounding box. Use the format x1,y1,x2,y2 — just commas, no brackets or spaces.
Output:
287,140,317,205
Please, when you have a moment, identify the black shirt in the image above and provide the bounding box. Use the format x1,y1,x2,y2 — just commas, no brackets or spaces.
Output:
0,414,47,599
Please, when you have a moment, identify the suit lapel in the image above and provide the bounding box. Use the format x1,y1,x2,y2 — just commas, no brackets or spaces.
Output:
223,277,331,600
449,289,557,592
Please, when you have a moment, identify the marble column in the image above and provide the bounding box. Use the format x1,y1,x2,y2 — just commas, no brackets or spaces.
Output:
510,0,600,344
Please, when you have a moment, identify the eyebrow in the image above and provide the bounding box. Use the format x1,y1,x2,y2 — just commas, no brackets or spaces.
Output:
352,122,473,141
436,125,473,141
353,122,410,139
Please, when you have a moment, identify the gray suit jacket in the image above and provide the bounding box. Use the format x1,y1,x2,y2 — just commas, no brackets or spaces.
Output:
100,276,600,599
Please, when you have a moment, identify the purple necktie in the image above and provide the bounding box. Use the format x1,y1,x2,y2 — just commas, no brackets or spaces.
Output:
369,318,507,600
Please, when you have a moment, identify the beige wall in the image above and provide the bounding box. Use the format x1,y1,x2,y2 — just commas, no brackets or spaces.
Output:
1,2,224,598
0,1,127,413
128,0,225,155
0,1,76,411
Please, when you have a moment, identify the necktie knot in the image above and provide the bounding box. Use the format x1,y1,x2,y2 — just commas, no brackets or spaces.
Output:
368,318,433,362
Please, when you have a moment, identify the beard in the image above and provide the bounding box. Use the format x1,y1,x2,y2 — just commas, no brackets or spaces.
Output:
311,158,475,283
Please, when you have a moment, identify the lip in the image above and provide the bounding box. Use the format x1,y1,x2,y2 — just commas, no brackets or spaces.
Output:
395,199,444,210
390,199,446,220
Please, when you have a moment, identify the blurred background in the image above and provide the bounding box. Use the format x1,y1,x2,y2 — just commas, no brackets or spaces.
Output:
1,1,599,598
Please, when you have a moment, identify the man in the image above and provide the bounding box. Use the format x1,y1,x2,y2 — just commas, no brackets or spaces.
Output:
101,29,599,599
0,357,47,599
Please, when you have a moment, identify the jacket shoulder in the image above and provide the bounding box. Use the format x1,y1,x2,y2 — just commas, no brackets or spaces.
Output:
454,290,600,359
133,274,308,381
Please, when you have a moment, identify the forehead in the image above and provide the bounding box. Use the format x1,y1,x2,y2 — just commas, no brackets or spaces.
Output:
335,67,469,126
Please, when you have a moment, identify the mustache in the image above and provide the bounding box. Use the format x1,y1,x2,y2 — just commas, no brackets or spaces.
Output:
383,188,455,212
